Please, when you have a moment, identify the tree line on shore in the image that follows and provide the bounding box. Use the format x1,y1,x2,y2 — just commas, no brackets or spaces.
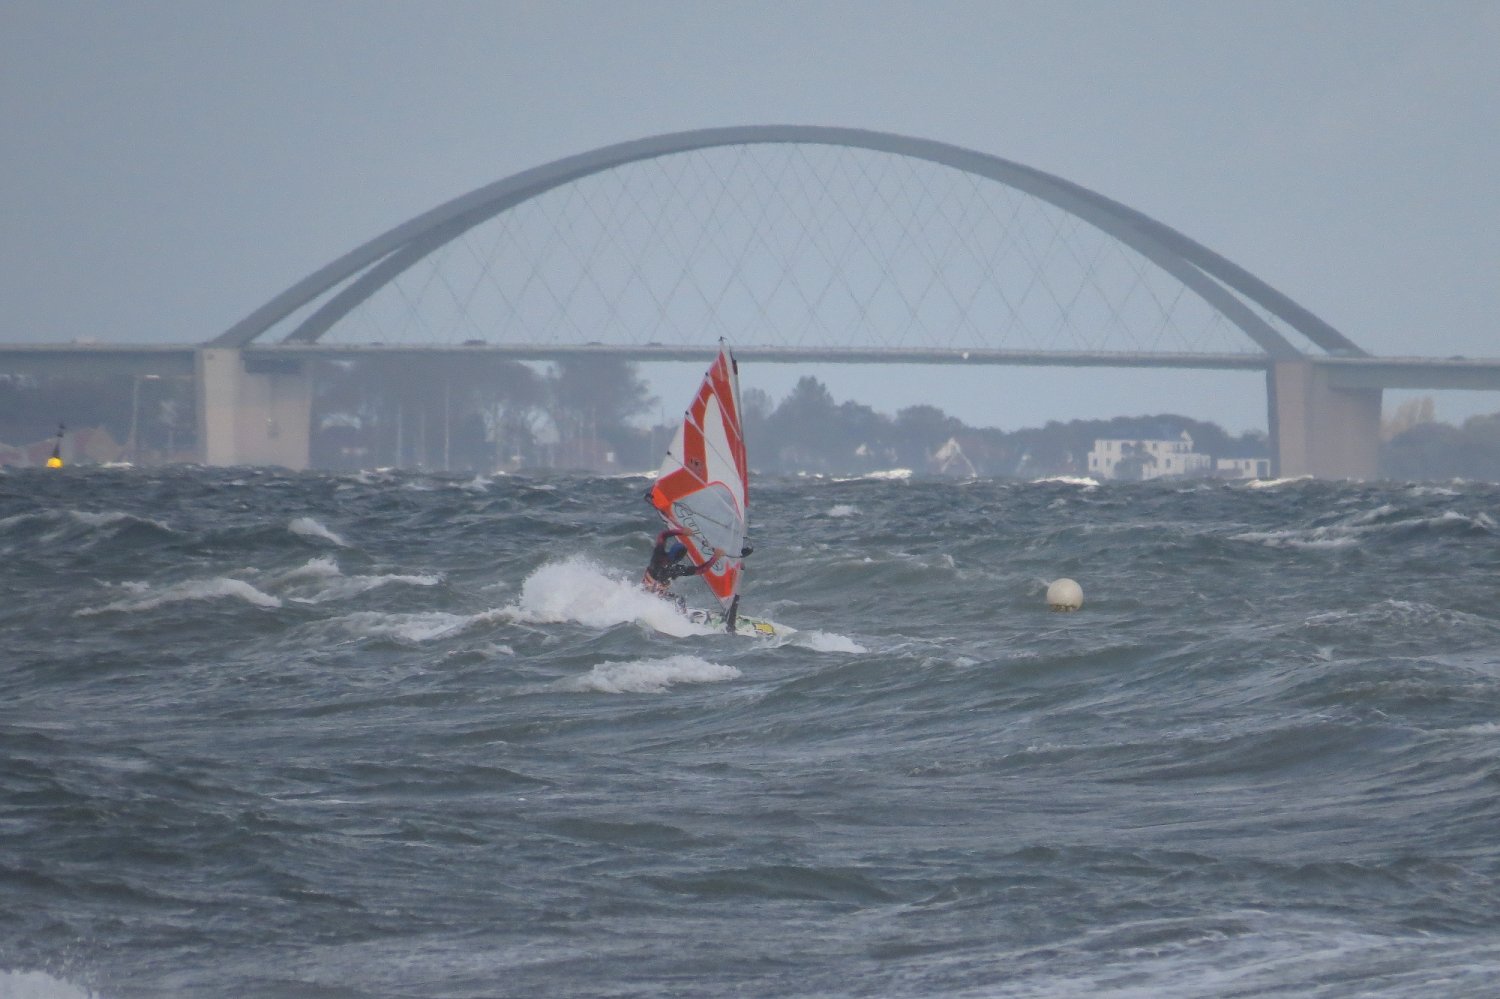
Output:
4,359,1500,480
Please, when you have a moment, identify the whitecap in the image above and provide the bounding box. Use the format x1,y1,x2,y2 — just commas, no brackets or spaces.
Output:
1347,503,1400,526
0,511,48,530
501,556,703,636
333,610,476,643
292,571,443,604
0,969,100,999
1230,527,1360,549
1246,475,1313,489
834,468,912,482
288,517,347,546
278,555,343,582
77,577,281,616
827,504,860,518
1032,475,1099,488
793,631,868,653
557,654,740,694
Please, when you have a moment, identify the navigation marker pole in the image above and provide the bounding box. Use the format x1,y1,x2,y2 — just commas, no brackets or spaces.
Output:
46,424,64,469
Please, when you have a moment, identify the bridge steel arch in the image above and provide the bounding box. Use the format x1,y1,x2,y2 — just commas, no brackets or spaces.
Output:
202,126,1379,477
212,125,1363,357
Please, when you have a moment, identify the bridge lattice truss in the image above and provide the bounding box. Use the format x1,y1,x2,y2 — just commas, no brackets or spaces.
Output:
213,127,1364,363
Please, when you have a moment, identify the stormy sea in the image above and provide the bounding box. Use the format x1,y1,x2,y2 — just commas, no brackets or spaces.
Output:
3,465,1499,998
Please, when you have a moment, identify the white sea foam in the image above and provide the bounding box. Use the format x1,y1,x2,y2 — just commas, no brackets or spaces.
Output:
333,610,478,643
557,654,740,694
1233,505,1492,549
278,555,342,581
502,556,703,636
69,510,135,528
76,577,282,616
0,969,101,999
1231,527,1360,550
1033,475,1099,488
834,468,912,482
1347,503,1399,525
827,504,860,518
292,571,443,604
1001,911,1500,999
794,630,868,653
289,517,347,546
1246,475,1312,489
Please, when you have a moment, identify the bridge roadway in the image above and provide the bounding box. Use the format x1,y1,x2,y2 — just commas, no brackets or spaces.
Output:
3,343,1499,477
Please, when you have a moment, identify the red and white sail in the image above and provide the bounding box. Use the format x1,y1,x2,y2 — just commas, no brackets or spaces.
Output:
646,345,748,610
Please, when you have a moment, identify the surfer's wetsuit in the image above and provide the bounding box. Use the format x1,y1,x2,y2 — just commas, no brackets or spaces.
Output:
642,529,720,607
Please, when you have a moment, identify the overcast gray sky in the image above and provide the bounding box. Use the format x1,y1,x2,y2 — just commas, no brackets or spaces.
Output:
3,0,1497,433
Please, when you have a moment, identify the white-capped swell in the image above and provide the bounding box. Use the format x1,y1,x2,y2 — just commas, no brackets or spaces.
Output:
793,630,868,653
0,969,100,999
288,516,347,546
1032,475,1099,488
1245,475,1313,489
291,571,443,604
556,654,741,694
1231,503,1493,549
276,555,342,582
76,576,281,616
330,610,479,643
501,556,706,637
834,468,913,482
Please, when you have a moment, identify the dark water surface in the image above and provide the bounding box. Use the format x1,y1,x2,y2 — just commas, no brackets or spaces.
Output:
3,467,1499,998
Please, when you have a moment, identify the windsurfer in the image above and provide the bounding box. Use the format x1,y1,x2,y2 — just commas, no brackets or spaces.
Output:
642,528,724,610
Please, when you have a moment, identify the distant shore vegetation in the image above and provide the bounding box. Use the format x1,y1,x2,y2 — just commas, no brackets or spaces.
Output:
2,360,1498,480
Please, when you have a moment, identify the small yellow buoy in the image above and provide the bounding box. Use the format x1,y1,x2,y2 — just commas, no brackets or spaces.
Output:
1046,577,1083,611
46,455,63,468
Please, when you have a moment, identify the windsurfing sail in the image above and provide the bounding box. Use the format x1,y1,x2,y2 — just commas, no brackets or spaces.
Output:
646,344,748,611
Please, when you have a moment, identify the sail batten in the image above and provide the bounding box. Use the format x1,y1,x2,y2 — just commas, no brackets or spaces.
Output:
647,345,747,610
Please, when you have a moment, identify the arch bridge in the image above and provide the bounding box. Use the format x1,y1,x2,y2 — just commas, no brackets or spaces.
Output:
188,126,1492,476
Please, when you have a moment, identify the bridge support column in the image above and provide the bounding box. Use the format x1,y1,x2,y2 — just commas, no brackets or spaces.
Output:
196,349,313,469
1268,360,1381,479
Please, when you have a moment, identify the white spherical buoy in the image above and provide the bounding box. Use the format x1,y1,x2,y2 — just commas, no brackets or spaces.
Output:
1046,577,1083,612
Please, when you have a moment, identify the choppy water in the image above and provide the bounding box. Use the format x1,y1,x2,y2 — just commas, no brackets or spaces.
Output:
3,466,1500,998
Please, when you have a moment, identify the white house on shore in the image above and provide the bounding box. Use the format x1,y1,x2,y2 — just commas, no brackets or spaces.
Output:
1214,455,1272,478
1087,431,1268,480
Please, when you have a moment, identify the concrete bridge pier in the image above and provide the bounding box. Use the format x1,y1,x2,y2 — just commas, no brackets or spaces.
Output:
1269,360,1381,479
196,348,313,469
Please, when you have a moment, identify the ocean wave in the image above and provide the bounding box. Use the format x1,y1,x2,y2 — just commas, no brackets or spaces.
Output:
555,654,740,693
275,555,343,582
288,516,347,546
792,630,868,653
1032,475,1099,488
0,508,174,543
1230,504,1494,549
833,468,913,482
276,556,443,604
75,576,281,616
329,609,483,643
1245,475,1314,489
0,970,101,999
501,556,705,636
